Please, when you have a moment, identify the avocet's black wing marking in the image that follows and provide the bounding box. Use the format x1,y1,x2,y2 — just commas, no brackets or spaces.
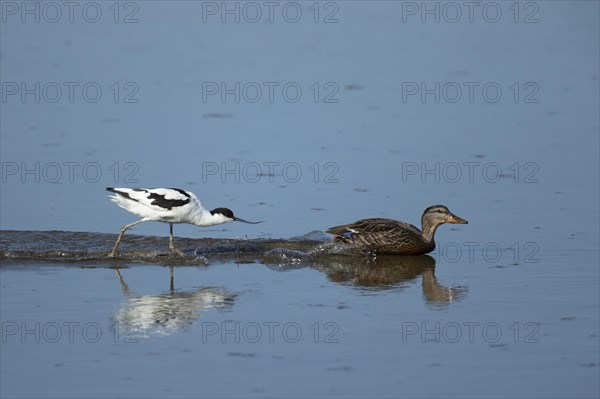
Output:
147,188,191,210
107,187,192,211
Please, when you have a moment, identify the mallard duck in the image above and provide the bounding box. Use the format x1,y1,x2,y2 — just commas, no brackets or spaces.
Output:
326,205,468,255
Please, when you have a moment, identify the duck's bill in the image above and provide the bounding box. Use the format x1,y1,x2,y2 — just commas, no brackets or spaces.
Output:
234,217,263,224
447,214,468,224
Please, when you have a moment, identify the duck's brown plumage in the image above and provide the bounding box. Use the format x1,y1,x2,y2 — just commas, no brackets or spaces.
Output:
326,205,468,255
327,218,432,255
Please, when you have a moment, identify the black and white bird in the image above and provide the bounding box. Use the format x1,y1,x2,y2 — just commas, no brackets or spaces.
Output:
106,187,262,257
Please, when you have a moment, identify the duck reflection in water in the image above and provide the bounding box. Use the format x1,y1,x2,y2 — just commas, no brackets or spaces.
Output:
113,266,235,337
312,255,467,306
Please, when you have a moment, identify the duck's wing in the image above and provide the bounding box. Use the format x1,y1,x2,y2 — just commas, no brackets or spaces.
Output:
107,187,193,211
327,218,431,254
327,218,416,235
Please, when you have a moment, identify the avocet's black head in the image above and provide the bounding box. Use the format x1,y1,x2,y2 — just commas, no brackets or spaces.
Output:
210,208,262,224
211,207,234,219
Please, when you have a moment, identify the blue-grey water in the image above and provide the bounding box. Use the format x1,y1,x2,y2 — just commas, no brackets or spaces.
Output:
1,1,599,398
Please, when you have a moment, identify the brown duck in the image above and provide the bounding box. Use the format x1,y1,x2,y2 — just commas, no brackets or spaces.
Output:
326,205,468,255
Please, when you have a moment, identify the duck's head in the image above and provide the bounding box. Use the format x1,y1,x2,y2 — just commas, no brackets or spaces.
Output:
422,205,468,227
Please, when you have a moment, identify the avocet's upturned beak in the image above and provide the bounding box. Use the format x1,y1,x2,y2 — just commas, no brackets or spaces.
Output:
447,214,468,224
234,217,263,224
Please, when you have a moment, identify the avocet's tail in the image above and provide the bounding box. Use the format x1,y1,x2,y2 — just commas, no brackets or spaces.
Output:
106,187,145,211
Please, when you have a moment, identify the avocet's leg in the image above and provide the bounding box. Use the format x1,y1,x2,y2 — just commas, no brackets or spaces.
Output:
169,223,186,257
169,265,175,293
115,268,132,296
109,219,146,257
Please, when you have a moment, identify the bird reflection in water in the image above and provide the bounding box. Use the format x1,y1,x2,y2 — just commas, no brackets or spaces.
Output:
113,266,235,337
312,255,468,306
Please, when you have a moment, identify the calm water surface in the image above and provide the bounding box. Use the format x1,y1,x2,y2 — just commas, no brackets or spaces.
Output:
1,253,598,398
1,1,599,398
